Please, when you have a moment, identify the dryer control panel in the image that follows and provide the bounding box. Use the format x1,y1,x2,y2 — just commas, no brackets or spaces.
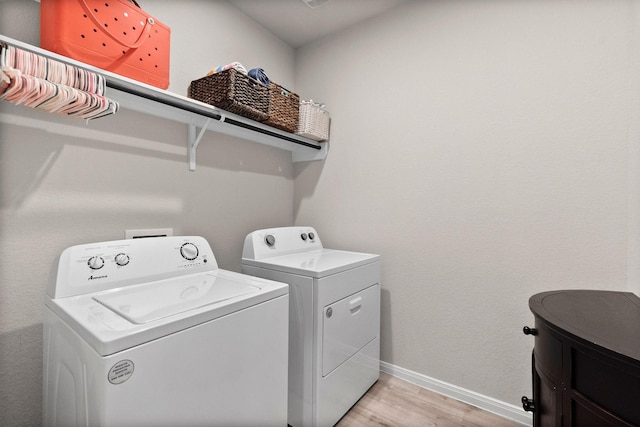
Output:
49,236,217,298
242,226,323,260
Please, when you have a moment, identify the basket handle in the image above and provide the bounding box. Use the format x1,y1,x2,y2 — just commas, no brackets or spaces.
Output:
78,0,154,49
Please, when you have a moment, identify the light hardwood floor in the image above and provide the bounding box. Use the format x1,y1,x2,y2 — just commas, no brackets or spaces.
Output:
336,373,523,427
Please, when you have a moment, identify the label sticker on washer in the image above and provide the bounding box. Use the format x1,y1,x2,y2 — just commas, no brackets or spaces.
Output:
108,360,134,385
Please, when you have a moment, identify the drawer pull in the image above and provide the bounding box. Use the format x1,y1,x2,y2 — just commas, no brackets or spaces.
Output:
522,326,538,336
521,396,535,412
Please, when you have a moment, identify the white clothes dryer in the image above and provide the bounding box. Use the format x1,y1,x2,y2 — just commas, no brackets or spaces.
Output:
242,227,381,427
43,236,289,427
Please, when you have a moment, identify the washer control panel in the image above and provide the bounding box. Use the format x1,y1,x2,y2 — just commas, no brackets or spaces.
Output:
243,226,323,260
50,236,218,298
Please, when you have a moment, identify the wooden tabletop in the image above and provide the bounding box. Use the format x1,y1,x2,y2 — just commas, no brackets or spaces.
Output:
529,290,640,364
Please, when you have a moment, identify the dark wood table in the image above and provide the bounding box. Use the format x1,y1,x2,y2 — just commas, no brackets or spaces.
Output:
523,290,640,426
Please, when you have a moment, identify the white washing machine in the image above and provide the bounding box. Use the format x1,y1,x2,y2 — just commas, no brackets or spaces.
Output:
43,236,289,427
241,226,381,427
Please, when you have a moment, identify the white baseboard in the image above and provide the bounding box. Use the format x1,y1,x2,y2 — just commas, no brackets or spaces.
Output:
379,361,533,426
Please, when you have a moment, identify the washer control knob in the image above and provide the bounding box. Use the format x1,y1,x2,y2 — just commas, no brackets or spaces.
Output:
301,233,308,241
88,256,105,270
180,243,199,261
265,234,276,247
114,253,130,266
308,232,315,240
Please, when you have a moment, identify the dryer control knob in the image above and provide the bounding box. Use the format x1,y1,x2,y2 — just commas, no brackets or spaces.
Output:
301,233,308,241
88,256,104,270
265,234,276,247
180,243,199,261
115,253,130,266
308,232,315,240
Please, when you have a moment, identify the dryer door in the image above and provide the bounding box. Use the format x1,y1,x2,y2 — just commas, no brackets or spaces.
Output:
322,284,379,376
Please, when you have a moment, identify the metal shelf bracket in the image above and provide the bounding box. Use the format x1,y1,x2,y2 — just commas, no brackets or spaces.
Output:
188,118,212,171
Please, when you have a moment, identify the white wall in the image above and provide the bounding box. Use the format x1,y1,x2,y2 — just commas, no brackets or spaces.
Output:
0,1,296,425
294,0,639,410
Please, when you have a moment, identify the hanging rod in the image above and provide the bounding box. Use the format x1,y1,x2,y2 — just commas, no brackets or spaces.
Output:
223,117,322,149
107,81,322,152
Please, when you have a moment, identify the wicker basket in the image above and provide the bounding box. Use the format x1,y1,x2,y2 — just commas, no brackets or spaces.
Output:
188,69,270,122
263,82,300,133
296,101,330,142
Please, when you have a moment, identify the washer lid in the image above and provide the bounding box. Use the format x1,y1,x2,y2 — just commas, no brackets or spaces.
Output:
93,273,258,324
244,249,380,278
46,269,288,356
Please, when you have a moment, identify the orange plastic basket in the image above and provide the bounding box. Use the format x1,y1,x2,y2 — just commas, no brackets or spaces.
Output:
40,0,170,89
